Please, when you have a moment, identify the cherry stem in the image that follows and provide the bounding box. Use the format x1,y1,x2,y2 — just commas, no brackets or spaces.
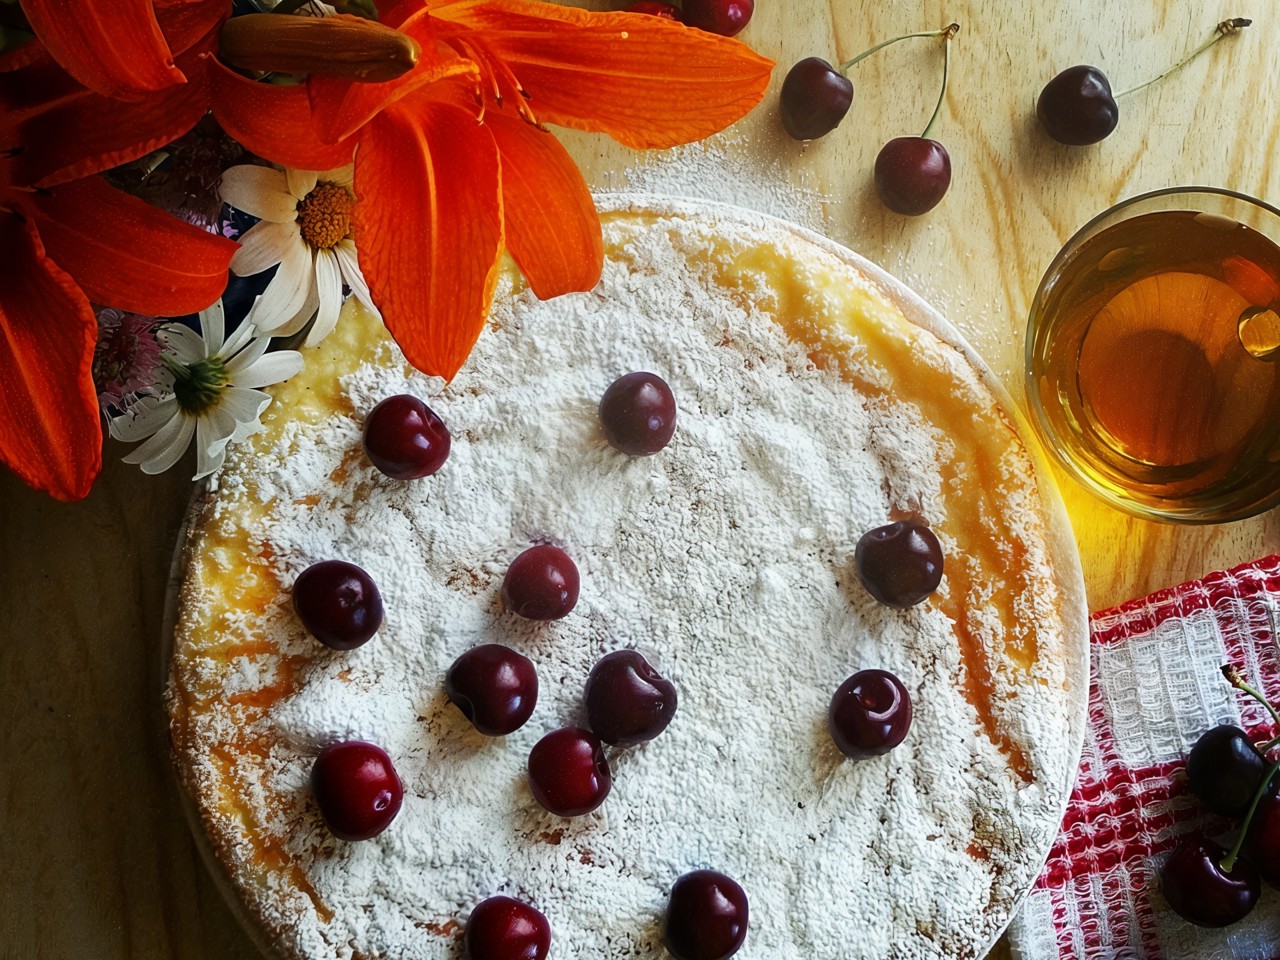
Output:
920,23,959,141
1221,757,1280,873
1221,663,1280,734
836,23,959,75
1115,18,1251,99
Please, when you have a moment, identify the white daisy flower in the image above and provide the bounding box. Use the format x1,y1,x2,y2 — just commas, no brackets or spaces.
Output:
220,163,378,345
109,300,305,479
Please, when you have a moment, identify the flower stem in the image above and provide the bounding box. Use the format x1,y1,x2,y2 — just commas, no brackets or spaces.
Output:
921,23,959,141
1220,757,1280,872
1115,18,1251,99
837,23,959,75
1221,663,1280,733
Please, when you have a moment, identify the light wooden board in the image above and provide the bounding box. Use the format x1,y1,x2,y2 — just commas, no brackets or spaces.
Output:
2,1,1278,956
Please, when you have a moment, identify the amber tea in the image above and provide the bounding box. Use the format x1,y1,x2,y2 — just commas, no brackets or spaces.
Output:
1028,190,1280,522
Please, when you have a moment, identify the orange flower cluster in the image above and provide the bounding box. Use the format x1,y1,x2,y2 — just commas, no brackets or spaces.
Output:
0,0,772,500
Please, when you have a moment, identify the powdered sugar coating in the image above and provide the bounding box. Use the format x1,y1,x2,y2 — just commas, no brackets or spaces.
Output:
170,199,1086,960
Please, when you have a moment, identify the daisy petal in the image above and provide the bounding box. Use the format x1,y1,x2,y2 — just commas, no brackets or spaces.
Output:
219,165,297,223
334,239,374,306
320,166,355,189
287,168,319,201
200,298,226,356
231,219,299,277
158,324,207,364
231,350,305,390
309,248,343,345
108,396,178,443
124,411,194,474
220,318,259,360
224,332,270,375
249,244,314,332
221,386,273,429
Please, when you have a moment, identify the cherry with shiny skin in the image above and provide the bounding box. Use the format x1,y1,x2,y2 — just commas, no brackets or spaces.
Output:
1036,65,1118,146
445,644,539,736
679,0,752,37
1245,791,1280,888
829,669,913,759
625,0,679,17
599,371,677,456
584,649,679,746
663,869,749,960
1186,725,1275,818
780,57,853,141
311,740,403,841
874,137,952,217
464,895,552,960
854,517,944,608
362,394,451,479
1161,836,1260,927
527,727,612,817
502,544,580,620
293,559,384,650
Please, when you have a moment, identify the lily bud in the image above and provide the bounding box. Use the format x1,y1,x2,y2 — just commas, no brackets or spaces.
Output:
219,13,419,83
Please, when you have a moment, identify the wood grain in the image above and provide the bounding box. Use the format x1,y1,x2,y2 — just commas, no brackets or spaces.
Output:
2,0,1278,956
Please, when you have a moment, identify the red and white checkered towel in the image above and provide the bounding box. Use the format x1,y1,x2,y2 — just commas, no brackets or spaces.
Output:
1007,555,1280,960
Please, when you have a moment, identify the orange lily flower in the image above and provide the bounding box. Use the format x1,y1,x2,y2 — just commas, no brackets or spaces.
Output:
220,0,773,380
0,4,237,501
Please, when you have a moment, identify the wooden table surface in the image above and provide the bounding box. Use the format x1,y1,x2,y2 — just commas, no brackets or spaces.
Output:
3,1,1278,957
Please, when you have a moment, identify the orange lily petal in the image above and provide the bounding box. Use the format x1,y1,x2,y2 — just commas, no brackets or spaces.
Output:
308,9,478,144
29,177,236,316
377,0,428,28
19,0,186,101
354,102,503,379
210,60,356,170
483,108,601,299
0,214,101,501
429,0,773,148
153,0,230,58
0,37,48,73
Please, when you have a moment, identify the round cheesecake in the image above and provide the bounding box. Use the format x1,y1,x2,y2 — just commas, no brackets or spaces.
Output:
168,196,1088,960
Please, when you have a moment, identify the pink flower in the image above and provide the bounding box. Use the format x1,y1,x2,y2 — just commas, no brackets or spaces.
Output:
93,309,167,415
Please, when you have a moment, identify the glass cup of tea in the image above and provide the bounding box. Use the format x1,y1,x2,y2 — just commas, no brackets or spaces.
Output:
1026,186,1280,523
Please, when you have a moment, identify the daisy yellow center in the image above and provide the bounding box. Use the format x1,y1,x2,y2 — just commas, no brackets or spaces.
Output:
297,182,354,250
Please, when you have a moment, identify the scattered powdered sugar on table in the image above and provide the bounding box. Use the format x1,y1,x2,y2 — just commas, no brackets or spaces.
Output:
174,204,1076,960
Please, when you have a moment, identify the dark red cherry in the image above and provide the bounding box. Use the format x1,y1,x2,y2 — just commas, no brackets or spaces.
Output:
625,0,679,17
829,669,912,760
1246,791,1280,888
1186,725,1276,817
362,394,451,479
311,740,403,841
780,57,853,141
464,895,551,960
293,559,384,650
874,137,952,216
585,650,678,747
501,545,580,620
445,644,539,736
599,372,677,456
679,0,752,37
854,518,944,608
663,869,749,960
1161,837,1260,928
527,727,611,817
1036,65,1119,146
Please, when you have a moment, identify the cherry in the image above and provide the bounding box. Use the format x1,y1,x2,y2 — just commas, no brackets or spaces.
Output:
679,0,751,37
1036,20,1250,146
854,517,944,608
311,740,403,841
1161,837,1260,928
584,650,678,747
292,559,384,650
1245,791,1280,888
663,869,749,960
625,0,679,17
501,544,580,620
779,58,853,141
527,727,612,817
829,669,912,759
1186,725,1274,817
1036,66,1118,146
362,394,451,479
874,138,951,217
599,372,677,456
445,644,539,736
464,895,552,960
